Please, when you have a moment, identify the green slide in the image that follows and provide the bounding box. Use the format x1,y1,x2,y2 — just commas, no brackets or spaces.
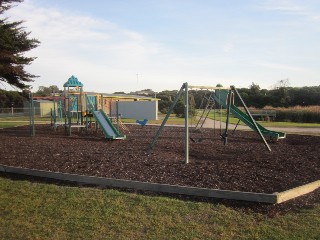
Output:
214,90,286,140
93,109,126,140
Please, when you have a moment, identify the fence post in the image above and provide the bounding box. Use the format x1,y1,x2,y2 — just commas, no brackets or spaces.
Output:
29,92,35,137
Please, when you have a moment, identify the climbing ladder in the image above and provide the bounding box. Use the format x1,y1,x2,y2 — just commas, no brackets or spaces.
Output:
111,116,130,133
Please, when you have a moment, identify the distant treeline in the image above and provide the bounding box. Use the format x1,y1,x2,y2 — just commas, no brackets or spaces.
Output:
235,86,320,108
155,85,320,114
1,85,319,110
0,89,29,108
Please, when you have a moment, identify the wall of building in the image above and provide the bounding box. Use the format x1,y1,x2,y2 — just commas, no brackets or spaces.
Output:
111,101,158,120
23,100,57,117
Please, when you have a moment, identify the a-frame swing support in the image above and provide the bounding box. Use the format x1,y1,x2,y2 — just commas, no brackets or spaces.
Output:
149,82,190,163
149,83,271,164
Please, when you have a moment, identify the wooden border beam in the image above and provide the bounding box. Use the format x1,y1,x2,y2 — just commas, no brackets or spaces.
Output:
0,165,319,204
276,180,320,203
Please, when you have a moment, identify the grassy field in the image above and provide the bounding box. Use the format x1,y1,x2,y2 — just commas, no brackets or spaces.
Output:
0,177,319,239
2,110,319,128
0,122,29,128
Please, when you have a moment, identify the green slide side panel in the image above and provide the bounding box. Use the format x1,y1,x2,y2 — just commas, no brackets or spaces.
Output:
93,110,126,140
214,90,285,139
99,110,125,139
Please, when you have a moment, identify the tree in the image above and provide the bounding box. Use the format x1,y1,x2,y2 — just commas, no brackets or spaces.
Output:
0,89,26,108
0,0,40,89
173,94,196,118
34,85,60,97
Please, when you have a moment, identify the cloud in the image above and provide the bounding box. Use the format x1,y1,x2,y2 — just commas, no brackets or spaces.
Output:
4,0,247,92
3,0,319,92
254,61,309,73
5,0,168,92
257,0,320,22
223,41,235,53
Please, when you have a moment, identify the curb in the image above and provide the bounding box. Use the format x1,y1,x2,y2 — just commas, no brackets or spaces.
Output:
1,164,319,204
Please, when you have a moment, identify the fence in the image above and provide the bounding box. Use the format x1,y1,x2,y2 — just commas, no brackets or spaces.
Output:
0,105,52,136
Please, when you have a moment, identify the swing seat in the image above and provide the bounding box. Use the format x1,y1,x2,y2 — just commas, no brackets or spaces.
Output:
190,137,204,143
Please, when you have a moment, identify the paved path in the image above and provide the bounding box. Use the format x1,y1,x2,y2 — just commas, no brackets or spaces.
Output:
193,118,320,136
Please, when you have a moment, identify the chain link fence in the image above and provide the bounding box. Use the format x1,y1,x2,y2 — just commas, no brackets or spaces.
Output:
0,104,52,136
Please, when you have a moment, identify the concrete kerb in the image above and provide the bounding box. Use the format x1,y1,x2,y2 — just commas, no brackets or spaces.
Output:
1,164,319,204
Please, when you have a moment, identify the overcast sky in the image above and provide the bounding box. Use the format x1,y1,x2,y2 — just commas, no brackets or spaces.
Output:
4,0,320,93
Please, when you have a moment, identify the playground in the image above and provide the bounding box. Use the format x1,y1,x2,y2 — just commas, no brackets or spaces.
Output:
0,79,319,209
0,124,319,203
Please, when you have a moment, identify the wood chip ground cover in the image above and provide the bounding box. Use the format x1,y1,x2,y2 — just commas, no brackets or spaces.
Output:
0,124,319,193
1,124,319,214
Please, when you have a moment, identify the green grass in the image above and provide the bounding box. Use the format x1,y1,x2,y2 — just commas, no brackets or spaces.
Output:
0,122,28,128
0,116,51,121
205,111,320,128
0,177,319,239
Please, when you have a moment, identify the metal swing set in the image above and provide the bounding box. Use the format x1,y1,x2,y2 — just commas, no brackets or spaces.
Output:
149,82,286,164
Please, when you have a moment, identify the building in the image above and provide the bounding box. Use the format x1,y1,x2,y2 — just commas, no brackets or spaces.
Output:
25,76,159,120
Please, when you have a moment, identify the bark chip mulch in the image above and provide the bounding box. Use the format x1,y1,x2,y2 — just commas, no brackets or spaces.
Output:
0,124,319,215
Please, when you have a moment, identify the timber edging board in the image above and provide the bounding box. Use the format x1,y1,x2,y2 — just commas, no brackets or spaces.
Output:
0,164,319,204
276,180,320,203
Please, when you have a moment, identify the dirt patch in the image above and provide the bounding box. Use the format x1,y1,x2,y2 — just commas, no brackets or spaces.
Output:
0,124,319,214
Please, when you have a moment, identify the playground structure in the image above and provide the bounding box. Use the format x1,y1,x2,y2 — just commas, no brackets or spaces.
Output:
149,82,286,163
50,75,126,139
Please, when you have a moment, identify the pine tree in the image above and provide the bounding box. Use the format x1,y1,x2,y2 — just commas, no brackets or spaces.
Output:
0,0,40,89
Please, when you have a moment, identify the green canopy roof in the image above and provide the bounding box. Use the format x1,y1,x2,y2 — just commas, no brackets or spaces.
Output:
63,75,83,87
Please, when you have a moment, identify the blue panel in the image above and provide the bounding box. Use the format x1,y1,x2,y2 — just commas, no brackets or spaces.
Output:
86,95,97,110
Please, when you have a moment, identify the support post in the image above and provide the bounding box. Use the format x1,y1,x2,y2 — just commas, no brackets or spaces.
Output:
116,100,119,132
80,87,83,125
184,82,189,164
29,91,35,137
223,90,232,145
232,86,271,151
149,83,186,151
53,91,56,130
68,87,71,136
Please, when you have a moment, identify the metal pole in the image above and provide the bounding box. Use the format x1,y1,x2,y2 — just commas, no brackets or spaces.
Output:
53,91,56,130
223,90,232,145
29,93,32,135
116,100,119,132
68,87,71,136
184,82,189,164
232,86,271,151
101,94,104,111
213,99,216,136
80,87,83,125
149,83,186,151
30,92,35,137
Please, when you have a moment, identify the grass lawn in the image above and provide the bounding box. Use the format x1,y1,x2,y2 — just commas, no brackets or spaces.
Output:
0,122,28,128
147,110,319,128
0,177,319,239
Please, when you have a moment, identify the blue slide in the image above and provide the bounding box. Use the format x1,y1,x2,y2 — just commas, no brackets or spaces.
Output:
93,110,126,140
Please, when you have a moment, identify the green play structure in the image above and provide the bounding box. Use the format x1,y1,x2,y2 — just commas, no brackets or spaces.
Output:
50,75,126,140
214,89,286,140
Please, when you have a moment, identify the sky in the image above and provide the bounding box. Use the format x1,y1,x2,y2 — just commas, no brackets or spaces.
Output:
3,0,320,93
